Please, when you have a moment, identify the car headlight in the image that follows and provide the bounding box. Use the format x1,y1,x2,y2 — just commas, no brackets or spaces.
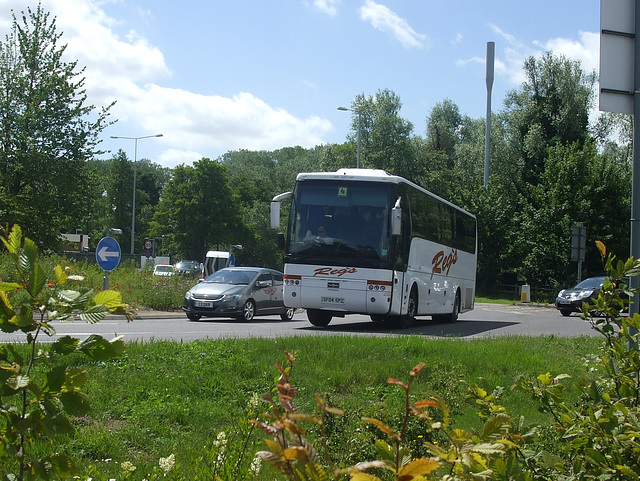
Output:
185,291,193,300
575,290,594,300
221,293,242,302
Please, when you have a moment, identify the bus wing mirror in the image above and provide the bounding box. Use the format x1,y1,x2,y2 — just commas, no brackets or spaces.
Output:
391,208,402,236
270,201,280,229
270,192,292,229
391,196,402,236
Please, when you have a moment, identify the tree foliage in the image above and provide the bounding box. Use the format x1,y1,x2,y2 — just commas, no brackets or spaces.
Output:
503,52,596,187
0,4,113,247
150,158,240,261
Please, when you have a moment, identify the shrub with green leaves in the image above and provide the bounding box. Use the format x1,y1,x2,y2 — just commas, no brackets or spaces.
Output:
0,225,132,480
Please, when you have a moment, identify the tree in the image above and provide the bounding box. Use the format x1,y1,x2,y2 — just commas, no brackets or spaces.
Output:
503,52,596,187
130,158,171,253
425,98,462,166
347,89,417,180
107,150,133,251
0,4,114,247
150,158,241,261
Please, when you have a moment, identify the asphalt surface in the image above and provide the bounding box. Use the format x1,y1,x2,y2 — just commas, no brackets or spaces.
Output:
0,302,605,343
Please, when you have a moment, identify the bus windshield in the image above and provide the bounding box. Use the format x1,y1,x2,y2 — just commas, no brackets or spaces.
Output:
287,180,395,265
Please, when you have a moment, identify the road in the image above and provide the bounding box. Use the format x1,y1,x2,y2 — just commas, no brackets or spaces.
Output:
0,303,602,343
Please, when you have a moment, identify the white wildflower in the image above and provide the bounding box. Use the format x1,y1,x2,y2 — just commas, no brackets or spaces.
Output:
120,461,136,473
248,392,262,411
249,455,262,476
159,453,175,473
214,431,227,448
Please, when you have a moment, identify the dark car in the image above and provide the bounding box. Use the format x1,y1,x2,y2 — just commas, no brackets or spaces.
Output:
183,267,295,322
175,260,203,277
555,276,608,316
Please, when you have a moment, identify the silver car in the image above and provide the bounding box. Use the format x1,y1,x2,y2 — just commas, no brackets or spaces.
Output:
183,267,295,322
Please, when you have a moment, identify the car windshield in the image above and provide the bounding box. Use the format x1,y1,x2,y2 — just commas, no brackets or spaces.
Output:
155,265,172,272
176,261,197,269
573,277,606,289
204,270,257,285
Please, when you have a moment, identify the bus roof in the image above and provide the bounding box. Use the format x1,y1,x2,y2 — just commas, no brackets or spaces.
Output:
294,168,475,218
296,168,397,182
205,251,230,258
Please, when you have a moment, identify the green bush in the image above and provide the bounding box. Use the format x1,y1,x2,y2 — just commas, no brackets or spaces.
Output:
0,225,132,480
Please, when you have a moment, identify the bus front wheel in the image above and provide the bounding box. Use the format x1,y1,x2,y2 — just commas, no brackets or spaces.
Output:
307,309,332,327
399,289,417,329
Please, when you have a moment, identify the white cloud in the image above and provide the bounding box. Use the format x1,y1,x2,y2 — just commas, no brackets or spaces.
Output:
460,24,599,88
158,149,205,169
535,31,600,74
0,0,335,167
359,0,428,49
132,86,333,153
309,0,340,16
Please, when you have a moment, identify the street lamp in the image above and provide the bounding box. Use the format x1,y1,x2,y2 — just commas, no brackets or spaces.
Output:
228,244,242,267
110,134,163,255
337,106,361,168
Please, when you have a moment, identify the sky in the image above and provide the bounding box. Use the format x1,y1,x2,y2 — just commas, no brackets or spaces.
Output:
0,0,601,169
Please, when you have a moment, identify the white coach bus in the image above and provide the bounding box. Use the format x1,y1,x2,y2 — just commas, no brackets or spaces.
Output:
271,168,477,328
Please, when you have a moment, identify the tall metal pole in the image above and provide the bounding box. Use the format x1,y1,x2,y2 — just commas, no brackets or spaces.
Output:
485,42,495,187
131,139,138,255
110,134,163,255
630,0,640,336
356,110,361,169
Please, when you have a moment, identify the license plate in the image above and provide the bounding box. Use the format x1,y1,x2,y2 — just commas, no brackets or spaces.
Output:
321,296,345,304
195,301,213,308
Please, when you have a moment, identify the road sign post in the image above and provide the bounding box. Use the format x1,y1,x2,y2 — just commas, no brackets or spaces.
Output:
96,236,122,290
571,223,587,283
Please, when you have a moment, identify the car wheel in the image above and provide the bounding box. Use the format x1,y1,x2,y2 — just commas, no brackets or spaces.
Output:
560,309,571,317
307,309,332,327
280,307,295,321
240,300,255,321
187,314,201,322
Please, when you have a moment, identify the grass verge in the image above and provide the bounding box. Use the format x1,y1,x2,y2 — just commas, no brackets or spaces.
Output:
20,334,603,479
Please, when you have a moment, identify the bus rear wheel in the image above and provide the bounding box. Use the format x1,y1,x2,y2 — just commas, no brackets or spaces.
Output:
307,309,332,327
449,290,461,323
433,290,460,323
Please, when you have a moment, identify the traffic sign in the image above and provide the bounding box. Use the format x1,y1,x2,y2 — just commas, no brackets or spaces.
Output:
96,236,121,271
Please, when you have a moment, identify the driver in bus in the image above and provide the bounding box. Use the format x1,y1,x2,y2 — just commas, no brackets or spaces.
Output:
304,225,334,244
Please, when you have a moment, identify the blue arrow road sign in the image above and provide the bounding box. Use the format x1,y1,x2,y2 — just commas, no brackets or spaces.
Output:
96,236,121,271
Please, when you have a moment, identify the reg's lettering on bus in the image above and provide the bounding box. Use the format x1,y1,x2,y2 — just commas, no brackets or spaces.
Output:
313,267,357,277
431,249,458,279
